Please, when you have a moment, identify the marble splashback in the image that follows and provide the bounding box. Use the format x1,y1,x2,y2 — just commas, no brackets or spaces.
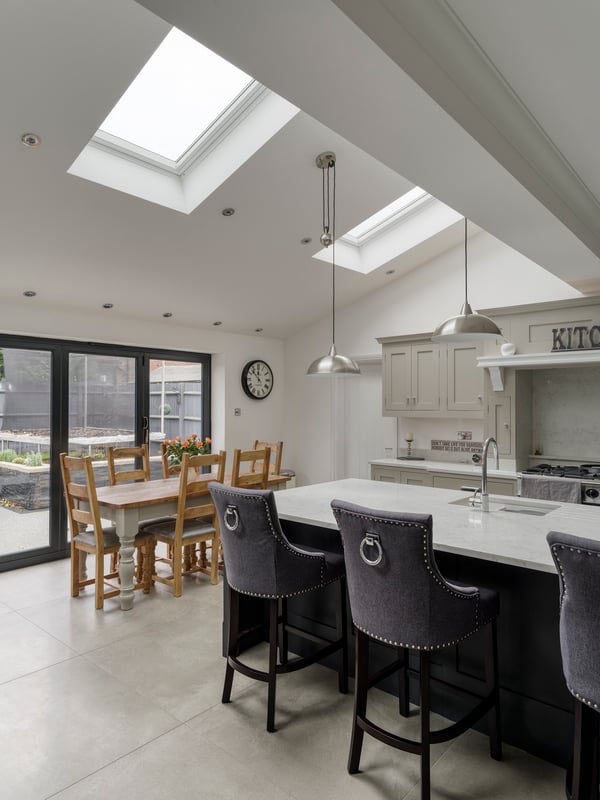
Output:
531,367,600,460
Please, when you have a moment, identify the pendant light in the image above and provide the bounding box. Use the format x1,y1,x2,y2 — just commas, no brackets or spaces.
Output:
307,152,360,375
431,218,503,342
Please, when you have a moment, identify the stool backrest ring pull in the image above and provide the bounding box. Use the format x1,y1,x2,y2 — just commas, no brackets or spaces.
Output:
224,504,240,531
360,532,383,566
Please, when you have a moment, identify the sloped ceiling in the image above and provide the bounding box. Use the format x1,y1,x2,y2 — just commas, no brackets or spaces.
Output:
1,0,599,341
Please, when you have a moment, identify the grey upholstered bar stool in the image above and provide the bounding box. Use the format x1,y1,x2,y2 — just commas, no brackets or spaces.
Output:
209,483,348,732
548,531,600,800
332,499,501,800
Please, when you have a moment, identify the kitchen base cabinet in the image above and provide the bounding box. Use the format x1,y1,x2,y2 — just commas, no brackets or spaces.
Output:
431,472,516,496
371,465,433,486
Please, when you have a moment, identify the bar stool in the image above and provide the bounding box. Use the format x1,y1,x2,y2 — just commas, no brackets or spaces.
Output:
209,482,348,732
547,531,600,800
331,499,502,800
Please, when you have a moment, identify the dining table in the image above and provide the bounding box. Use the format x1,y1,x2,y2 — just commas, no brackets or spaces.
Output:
94,472,291,609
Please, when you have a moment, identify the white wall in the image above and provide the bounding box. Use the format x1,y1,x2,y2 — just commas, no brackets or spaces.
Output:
0,305,285,462
284,232,581,485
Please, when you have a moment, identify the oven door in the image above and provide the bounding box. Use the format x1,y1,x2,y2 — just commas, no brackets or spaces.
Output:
582,483,600,505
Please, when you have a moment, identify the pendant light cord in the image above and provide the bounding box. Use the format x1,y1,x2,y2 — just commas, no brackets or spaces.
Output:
464,217,468,307
322,158,336,347
331,160,336,348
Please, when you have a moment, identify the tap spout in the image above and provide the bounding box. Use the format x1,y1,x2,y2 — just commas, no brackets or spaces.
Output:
481,436,499,512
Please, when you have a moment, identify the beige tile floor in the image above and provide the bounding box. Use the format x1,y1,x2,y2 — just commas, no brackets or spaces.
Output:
0,558,568,799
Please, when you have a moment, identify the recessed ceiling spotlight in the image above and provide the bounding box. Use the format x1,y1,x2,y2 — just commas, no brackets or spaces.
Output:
254,328,263,333
21,133,41,148
23,290,37,297
102,303,113,309
162,312,173,318
213,321,222,326
385,269,395,275
300,237,312,245
221,208,235,217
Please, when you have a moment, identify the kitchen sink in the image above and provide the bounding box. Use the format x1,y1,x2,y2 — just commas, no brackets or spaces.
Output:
449,496,560,516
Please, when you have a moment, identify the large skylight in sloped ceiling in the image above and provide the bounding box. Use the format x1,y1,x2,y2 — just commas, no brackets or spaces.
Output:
98,28,252,162
68,28,299,213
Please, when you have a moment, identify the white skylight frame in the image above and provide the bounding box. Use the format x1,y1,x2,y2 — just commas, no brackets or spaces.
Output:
342,187,432,245
313,188,462,275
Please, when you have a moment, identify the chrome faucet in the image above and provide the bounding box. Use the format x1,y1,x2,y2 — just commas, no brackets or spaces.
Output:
481,436,499,512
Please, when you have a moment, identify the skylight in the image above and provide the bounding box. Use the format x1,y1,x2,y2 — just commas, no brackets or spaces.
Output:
343,187,430,244
313,187,462,274
99,28,253,162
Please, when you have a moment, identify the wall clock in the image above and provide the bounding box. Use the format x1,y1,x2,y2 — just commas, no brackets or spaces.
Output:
241,359,274,399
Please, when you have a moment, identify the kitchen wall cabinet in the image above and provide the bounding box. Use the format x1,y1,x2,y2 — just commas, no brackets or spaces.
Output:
446,343,483,413
371,465,433,486
382,342,440,413
484,370,531,462
379,336,483,418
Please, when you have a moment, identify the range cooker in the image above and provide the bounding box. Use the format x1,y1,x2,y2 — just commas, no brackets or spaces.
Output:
521,464,600,505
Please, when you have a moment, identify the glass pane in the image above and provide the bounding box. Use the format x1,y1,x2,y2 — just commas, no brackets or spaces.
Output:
68,354,137,496
148,359,205,479
0,348,51,556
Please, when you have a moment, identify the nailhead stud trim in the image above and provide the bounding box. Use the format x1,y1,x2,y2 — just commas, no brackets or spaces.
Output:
550,542,600,711
217,489,342,599
333,508,498,650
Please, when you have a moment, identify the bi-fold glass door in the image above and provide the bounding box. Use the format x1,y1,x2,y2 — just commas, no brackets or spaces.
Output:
0,339,210,572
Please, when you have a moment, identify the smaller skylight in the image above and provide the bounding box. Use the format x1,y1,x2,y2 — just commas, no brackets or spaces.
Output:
99,28,252,162
313,187,462,274
343,187,430,245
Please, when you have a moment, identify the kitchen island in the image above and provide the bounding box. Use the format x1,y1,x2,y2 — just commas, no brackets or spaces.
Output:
271,479,600,767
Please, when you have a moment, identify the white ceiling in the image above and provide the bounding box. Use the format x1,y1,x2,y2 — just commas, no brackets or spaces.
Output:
2,0,600,340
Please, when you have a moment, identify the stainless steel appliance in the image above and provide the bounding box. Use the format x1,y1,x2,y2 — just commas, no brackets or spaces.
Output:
521,464,600,505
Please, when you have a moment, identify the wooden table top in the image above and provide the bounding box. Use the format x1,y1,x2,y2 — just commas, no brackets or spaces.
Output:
95,473,291,510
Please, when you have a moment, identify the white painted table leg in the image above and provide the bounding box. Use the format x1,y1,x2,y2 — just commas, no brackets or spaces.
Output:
115,508,137,610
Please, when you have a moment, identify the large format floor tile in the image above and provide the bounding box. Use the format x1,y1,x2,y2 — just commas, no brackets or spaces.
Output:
0,558,570,799
0,611,75,684
0,657,179,800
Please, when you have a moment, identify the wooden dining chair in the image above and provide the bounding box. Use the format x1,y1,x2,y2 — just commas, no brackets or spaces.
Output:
160,441,181,478
143,451,226,596
252,440,283,476
60,453,155,610
231,447,271,490
107,444,151,485
107,443,159,576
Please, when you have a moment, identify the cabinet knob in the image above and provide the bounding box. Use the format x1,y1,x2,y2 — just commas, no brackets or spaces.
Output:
477,395,482,401
503,423,509,429
406,397,410,406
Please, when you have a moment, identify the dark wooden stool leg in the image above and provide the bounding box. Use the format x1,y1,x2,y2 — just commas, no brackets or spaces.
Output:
336,577,348,694
222,588,239,704
420,651,431,800
278,597,288,666
398,646,410,717
348,629,369,774
572,699,598,800
267,598,279,732
485,619,502,760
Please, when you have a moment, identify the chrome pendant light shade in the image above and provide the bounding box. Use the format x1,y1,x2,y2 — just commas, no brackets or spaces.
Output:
307,343,361,375
431,219,502,342
307,153,360,376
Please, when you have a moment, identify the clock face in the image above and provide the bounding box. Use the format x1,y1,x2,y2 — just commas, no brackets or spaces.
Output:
241,360,274,399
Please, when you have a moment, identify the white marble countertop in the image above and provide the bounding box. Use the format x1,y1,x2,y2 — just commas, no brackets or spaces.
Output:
275,478,600,574
369,458,518,480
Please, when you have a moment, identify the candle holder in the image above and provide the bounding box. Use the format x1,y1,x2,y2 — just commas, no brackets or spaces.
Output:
398,432,424,460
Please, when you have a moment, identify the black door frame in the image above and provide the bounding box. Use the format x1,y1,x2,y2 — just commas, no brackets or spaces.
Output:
0,335,210,572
